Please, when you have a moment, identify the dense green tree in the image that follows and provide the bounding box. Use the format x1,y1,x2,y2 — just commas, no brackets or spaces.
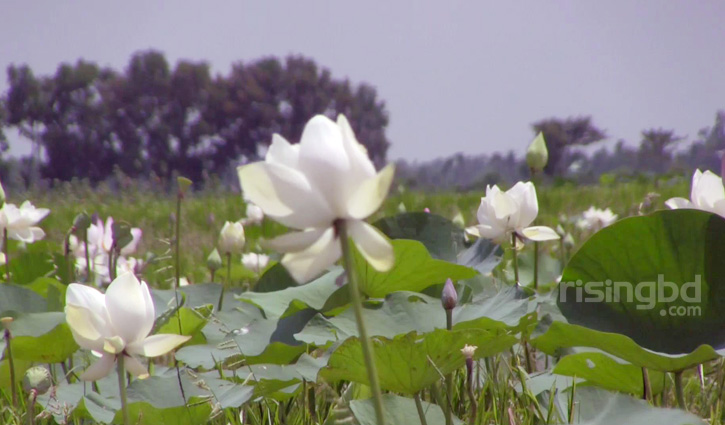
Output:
1,52,392,183
637,128,683,174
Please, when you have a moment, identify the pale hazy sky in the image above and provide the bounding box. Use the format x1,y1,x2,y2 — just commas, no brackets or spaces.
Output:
1,1,724,161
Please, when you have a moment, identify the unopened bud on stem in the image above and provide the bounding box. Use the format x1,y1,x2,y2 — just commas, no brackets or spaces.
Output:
441,278,458,311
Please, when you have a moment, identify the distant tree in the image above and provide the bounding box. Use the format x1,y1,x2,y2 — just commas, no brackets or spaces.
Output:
2,52,392,183
531,116,606,175
637,128,684,174
676,110,725,174
206,55,390,168
0,101,8,154
4,65,47,180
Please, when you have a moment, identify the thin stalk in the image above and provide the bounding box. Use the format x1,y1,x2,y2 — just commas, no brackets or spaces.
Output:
63,231,73,285
108,250,115,282
27,390,37,425
559,237,565,273
511,233,519,285
173,189,186,403
337,221,385,425
117,355,129,425
523,337,533,373
466,367,477,425
642,367,652,402
3,324,17,409
84,231,91,281
218,252,231,312
674,371,686,410
533,241,539,290
4,228,9,282
414,393,429,425
174,191,183,326
444,309,453,425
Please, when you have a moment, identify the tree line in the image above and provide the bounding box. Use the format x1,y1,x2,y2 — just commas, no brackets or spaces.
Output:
397,112,725,190
0,51,391,184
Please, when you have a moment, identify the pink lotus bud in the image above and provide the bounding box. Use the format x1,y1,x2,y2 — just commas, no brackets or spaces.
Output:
441,278,458,310
423,207,431,213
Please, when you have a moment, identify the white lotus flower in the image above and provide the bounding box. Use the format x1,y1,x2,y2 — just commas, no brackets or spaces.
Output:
576,206,618,231
666,169,725,217
76,254,144,287
65,272,190,381
219,221,246,254
70,217,142,259
0,201,49,243
466,182,559,244
243,203,265,225
242,253,270,273
237,114,395,283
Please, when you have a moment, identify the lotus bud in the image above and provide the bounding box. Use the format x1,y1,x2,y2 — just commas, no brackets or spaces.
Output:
441,278,458,310
526,132,548,173
398,202,407,213
72,213,91,235
22,367,52,395
564,233,575,248
423,207,431,213
219,221,245,254
1,316,13,330
452,211,465,228
111,222,132,252
245,203,264,225
177,176,192,196
207,248,223,272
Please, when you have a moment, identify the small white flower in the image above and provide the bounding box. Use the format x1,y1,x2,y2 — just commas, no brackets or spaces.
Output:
576,206,618,231
238,114,395,283
0,201,49,243
242,253,270,274
460,344,478,359
65,272,191,380
666,169,725,217
466,182,559,244
219,221,246,254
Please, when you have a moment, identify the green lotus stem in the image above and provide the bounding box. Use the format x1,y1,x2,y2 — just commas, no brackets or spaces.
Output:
642,367,652,401
174,189,183,332
533,241,539,290
523,337,533,373
4,228,9,282
444,309,453,425
337,221,386,425
466,369,477,425
414,392,428,425
511,233,519,285
674,371,686,410
117,355,129,425
173,187,186,403
2,320,17,409
218,252,231,312
27,389,37,425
